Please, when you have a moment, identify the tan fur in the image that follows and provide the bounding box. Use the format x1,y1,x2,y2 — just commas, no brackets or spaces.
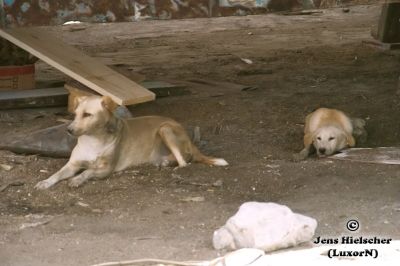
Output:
35,96,228,189
101,96,119,113
296,108,356,160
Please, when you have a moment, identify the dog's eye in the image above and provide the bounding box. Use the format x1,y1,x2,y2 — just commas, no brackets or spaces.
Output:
82,112,92,118
329,137,335,141
317,137,321,141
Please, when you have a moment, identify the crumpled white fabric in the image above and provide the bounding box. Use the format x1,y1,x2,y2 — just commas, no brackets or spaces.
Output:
213,202,317,252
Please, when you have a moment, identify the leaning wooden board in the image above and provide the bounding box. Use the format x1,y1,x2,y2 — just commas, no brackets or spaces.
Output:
0,27,155,105
331,147,400,165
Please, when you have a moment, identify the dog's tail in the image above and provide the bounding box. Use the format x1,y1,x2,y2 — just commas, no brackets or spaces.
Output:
191,145,228,166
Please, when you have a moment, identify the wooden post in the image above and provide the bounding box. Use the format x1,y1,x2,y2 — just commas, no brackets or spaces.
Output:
376,1,400,48
0,0,5,29
365,1,400,50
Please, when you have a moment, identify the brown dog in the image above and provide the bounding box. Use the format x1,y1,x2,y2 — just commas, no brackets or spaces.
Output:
295,108,357,160
35,96,228,189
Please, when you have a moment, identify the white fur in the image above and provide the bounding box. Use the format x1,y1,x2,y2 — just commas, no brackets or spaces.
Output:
211,158,229,166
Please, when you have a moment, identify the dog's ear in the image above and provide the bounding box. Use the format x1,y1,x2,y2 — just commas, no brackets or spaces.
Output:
101,96,119,113
346,133,356,147
72,96,87,112
304,132,314,148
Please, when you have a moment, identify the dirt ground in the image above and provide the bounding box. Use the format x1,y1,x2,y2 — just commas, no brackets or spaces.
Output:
1,4,400,266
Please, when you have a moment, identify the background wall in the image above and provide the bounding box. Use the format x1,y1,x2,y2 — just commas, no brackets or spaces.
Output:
1,0,378,26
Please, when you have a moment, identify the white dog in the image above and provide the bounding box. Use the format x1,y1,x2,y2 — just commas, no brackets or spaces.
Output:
35,96,228,189
296,108,357,160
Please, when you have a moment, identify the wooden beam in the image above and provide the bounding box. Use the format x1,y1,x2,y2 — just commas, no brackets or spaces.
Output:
0,27,155,105
0,87,68,109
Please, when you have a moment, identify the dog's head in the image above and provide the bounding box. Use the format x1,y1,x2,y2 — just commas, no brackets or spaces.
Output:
312,126,353,157
67,95,119,136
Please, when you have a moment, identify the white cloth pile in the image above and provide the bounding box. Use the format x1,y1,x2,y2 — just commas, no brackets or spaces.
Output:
213,202,317,252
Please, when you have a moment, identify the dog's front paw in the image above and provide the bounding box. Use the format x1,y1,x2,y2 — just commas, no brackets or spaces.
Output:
35,180,53,190
68,177,85,188
174,161,189,170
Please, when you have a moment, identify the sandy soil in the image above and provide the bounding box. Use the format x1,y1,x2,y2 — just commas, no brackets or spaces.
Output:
1,4,400,266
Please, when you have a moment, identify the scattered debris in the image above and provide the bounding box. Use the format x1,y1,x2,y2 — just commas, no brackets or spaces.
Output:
0,163,13,171
180,196,205,202
213,124,224,135
210,93,225,98
63,21,82,25
192,126,201,144
183,181,209,187
237,69,273,76
91,247,265,266
171,173,183,181
281,10,323,16
121,169,141,175
20,216,54,230
0,180,24,192
67,26,87,32
132,236,162,241
91,258,204,266
240,58,253,64
141,81,189,98
39,169,49,173
241,86,258,91
212,180,223,187
76,201,90,208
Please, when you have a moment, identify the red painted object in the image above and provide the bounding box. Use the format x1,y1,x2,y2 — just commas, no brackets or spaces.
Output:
0,64,34,76
0,64,35,90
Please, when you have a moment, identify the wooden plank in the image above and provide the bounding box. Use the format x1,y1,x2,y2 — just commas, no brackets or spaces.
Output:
0,27,155,105
66,81,189,112
330,147,400,165
0,87,68,109
0,80,187,110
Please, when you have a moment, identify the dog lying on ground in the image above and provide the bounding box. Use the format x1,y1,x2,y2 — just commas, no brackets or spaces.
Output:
295,107,366,160
35,96,228,189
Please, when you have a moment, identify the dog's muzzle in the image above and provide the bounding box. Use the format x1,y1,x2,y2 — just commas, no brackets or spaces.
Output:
67,125,76,136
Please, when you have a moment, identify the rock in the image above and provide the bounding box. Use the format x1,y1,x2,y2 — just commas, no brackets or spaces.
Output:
213,202,317,252
0,163,13,171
